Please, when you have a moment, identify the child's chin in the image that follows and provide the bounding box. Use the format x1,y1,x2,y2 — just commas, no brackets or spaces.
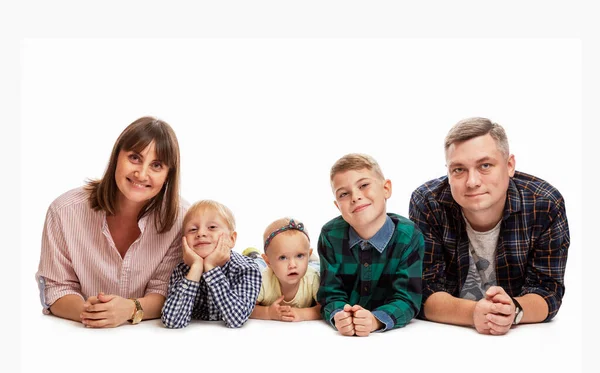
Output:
193,250,212,258
281,275,302,284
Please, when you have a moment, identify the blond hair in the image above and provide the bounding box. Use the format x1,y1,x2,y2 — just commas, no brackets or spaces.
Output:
183,200,236,231
329,153,385,182
444,117,510,158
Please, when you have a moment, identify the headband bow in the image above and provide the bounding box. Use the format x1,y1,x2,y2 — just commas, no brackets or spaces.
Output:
264,219,310,250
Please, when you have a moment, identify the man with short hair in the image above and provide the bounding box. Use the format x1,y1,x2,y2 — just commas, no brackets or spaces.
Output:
409,117,569,335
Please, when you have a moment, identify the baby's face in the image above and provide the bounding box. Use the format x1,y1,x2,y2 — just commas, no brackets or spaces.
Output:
264,232,311,287
184,207,235,258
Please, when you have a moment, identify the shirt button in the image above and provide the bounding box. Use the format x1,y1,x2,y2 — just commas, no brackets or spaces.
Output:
182,284,189,289
364,286,368,291
363,262,369,267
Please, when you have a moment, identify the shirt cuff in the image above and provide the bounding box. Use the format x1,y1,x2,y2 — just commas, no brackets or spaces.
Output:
37,275,84,315
178,277,201,296
37,276,50,314
203,266,225,285
329,308,342,329
371,310,394,332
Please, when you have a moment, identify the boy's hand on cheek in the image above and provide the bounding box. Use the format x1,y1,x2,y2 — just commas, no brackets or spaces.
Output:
204,234,231,271
183,237,204,281
182,237,203,267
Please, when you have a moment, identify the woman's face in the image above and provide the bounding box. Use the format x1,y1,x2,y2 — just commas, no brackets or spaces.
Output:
114,141,169,208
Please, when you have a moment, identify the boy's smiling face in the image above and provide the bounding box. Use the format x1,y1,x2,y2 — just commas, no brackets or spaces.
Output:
331,168,391,239
184,207,236,258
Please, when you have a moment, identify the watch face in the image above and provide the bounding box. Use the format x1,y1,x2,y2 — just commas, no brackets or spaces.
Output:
515,309,523,324
133,310,144,324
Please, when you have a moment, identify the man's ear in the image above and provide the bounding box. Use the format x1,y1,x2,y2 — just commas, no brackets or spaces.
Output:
507,154,516,177
261,253,271,267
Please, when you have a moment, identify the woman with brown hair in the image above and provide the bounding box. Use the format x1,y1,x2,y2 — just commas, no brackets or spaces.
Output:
35,116,187,328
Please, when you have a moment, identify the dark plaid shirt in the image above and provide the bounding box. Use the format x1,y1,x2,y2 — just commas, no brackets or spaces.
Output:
409,171,569,321
317,213,424,331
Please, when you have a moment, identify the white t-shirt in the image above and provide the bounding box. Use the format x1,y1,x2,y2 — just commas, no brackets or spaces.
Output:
459,216,501,301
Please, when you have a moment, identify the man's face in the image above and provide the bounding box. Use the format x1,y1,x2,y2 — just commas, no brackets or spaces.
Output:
446,133,515,224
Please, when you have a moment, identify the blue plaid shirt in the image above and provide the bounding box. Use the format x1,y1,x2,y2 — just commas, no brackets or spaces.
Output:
409,171,569,321
161,251,261,328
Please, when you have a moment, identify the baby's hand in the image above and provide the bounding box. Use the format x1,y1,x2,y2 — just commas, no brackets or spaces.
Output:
268,295,291,321
281,307,301,322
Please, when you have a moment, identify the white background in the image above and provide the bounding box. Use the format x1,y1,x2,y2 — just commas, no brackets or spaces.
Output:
19,38,582,372
2,1,596,372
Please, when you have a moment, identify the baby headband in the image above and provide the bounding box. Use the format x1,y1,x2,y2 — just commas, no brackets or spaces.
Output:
264,219,310,250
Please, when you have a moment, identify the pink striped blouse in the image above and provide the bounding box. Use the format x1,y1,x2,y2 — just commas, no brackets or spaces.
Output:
35,187,186,314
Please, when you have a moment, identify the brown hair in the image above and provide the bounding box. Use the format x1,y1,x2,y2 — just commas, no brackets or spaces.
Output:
444,117,509,158
183,200,236,232
85,116,180,233
330,153,385,182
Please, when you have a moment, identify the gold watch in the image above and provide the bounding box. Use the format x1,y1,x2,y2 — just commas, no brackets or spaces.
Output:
129,298,144,324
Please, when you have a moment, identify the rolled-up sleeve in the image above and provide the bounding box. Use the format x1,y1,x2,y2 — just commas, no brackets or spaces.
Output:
522,197,569,321
35,205,84,314
145,233,183,298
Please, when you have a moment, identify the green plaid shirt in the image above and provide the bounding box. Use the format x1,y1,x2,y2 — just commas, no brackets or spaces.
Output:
317,213,424,331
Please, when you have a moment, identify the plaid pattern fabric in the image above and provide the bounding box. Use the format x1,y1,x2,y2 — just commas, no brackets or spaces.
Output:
161,251,261,328
409,171,570,321
317,213,424,330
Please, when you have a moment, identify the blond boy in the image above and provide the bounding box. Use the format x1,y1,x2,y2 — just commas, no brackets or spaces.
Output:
161,200,261,328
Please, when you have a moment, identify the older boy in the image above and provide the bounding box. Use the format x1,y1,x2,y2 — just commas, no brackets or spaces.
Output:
409,117,569,335
317,153,424,336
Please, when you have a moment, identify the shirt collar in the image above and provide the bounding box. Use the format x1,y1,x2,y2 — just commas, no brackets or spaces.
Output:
348,215,394,253
503,177,522,220
137,213,149,233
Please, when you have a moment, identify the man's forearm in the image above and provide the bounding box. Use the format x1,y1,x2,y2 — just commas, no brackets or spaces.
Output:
423,292,477,326
516,293,548,323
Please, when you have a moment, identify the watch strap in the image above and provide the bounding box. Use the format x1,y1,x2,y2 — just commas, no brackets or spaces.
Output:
129,298,143,324
509,296,523,325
